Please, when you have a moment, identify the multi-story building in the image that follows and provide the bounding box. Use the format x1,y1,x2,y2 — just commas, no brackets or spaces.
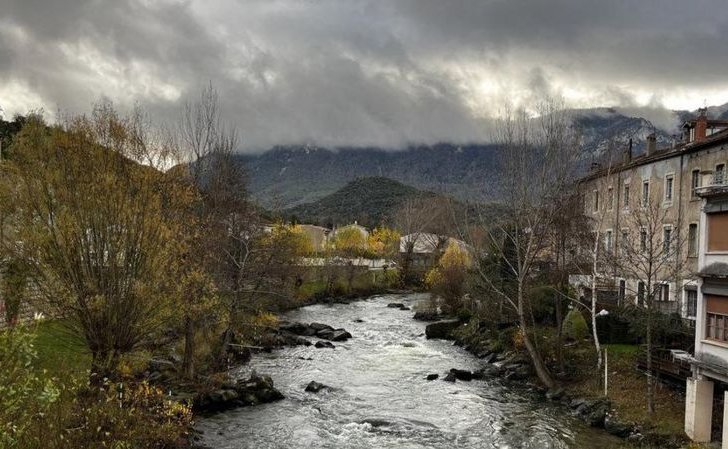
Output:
574,108,728,320
684,169,728,446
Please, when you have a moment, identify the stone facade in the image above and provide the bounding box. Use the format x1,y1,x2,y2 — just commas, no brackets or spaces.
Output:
576,109,728,320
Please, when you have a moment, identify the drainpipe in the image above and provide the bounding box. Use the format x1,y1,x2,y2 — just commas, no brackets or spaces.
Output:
615,169,622,305
676,152,685,316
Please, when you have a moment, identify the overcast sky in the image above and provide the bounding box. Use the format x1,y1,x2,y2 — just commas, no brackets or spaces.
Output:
2,0,728,151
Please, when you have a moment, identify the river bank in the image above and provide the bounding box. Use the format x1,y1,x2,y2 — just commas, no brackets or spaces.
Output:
431,313,690,448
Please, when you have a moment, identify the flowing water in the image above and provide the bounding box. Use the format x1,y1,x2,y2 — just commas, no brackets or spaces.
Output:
196,294,621,448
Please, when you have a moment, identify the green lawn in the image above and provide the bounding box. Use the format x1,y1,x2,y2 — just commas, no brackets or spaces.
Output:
568,342,686,438
32,320,91,377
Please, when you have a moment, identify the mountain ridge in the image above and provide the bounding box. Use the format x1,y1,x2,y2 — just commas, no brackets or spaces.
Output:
238,103,728,208
283,176,438,228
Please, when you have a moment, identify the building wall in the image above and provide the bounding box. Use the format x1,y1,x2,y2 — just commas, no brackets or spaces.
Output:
579,139,728,317
695,201,728,380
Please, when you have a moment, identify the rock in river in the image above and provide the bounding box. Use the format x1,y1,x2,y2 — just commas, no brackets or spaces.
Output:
387,303,410,310
315,341,335,349
449,368,473,381
317,328,352,341
305,381,329,393
193,374,283,413
426,374,439,381
425,320,460,340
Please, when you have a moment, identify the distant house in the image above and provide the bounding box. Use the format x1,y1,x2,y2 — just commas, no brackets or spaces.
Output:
297,224,331,252
685,173,728,446
399,232,470,270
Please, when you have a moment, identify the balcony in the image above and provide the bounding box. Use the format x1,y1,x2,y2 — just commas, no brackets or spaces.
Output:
695,172,728,197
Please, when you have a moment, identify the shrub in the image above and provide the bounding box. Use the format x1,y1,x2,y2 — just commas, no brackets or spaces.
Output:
1,258,29,325
0,325,61,448
526,285,567,325
562,309,589,341
425,243,472,314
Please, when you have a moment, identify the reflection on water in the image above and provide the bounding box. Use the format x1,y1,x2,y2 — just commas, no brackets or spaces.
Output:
196,294,620,448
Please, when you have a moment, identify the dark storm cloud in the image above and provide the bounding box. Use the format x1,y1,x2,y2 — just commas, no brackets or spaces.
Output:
2,0,728,151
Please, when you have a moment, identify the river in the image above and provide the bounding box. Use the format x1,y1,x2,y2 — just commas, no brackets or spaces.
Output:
196,293,621,448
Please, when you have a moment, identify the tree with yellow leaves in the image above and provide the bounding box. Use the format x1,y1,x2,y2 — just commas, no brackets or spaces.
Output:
367,227,400,259
331,226,368,257
0,105,193,381
425,241,472,314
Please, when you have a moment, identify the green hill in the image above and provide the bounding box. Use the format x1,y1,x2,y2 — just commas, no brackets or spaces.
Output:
284,177,436,228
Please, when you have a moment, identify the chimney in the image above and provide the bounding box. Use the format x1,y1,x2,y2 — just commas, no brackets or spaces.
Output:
623,138,633,163
695,107,708,142
646,133,657,156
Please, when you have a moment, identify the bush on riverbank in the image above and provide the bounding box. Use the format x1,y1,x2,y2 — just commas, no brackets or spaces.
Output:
1,324,192,449
296,269,399,303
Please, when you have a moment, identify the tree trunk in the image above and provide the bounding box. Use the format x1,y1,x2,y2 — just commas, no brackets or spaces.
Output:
183,316,195,379
591,233,603,369
90,349,119,386
517,279,555,388
555,288,565,375
646,302,655,414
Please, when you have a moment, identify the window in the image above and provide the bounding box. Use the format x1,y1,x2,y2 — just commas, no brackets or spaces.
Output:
619,280,626,303
623,184,630,207
637,281,645,306
688,223,698,257
663,226,672,255
642,181,650,207
620,230,628,255
593,190,599,212
640,228,647,252
607,187,614,210
706,294,728,342
706,313,728,342
686,289,697,318
664,174,674,202
605,230,613,254
691,169,700,198
659,283,670,302
717,164,726,185
707,212,728,252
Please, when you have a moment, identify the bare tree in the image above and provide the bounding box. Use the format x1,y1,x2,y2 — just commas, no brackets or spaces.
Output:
177,83,250,377
469,99,581,388
394,196,451,285
611,199,686,414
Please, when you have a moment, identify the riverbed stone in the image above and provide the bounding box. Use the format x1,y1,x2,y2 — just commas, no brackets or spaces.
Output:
305,381,328,393
318,328,352,341
575,399,610,427
425,320,461,340
604,415,633,438
413,310,440,321
310,322,334,332
426,374,439,381
545,387,565,401
193,374,283,413
387,303,407,309
449,368,473,381
443,372,457,382
280,321,315,336
315,341,335,349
